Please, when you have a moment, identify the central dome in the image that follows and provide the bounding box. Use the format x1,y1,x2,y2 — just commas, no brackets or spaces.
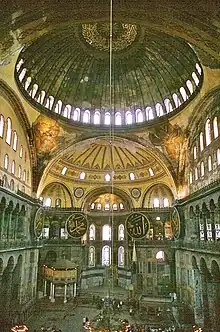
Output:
15,22,202,128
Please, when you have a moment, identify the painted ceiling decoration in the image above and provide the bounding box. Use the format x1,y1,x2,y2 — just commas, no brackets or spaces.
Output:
15,22,202,127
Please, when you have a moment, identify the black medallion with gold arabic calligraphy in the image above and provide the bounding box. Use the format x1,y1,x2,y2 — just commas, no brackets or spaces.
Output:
66,212,88,238
34,207,44,238
126,212,149,239
171,207,181,239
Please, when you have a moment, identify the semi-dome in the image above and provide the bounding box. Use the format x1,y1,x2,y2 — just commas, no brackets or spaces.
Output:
49,137,168,184
15,22,202,128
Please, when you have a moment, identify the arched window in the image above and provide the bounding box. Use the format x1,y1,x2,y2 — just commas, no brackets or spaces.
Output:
200,132,204,151
16,58,24,72
149,168,154,176
105,173,111,182
105,112,111,125
88,246,95,267
97,203,102,210
125,111,132,125
119,203,124,210
118,246,125,267
45,96,54,110
205,119,211,146
73,108,80,121
173,93,181,108
195,167,198,180
196,63,202,75
55,198,61,207
10,179,14,191
94,111,101,125
112,203,118,210
217,149,220,165
213,117,219,139
12,131,18,151
193,146,197,160
164,99,173,113
115,112,122,125
6,118,12,145
37,90,46,104
83,110,90,123
19,146,23,158
80,172,86,180
90,203,95,209
31,84,38,98
186,80,194,94
4,154,9,169
163,198,170,207
11,160,15,174
104,203,110,210
63,104,71,118
153,198,160,208
0,114,4,137
2,175,7,187
208,155,212,171
24,76,32,90
19,68,27,82
118,224,125,241
102,245,111,266
136,109,143,122
155,103,164,117
102,225,111,241
18,165,22,178
23,170,26,182
192,72,199,86
146,107,154,120
156,250,165,261
44,197,52,207
61,167,67,175
55,100,62,114
89,224,96,240
200,161,204,177
189,171,193,184
180,87,188,101
129,172,135,180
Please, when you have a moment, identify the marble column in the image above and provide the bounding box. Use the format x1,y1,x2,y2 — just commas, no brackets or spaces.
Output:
51,283,55,303
74,282,77,297
207,279,220,331
64,284,67,303
200,272,210,329
193,268,203,327
49,282,53,299
43,280,47,297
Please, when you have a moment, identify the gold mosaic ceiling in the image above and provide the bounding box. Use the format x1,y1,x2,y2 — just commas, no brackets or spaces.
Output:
50,137,167,183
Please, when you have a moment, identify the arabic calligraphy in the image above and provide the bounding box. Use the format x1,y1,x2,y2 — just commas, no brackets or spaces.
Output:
171,207,181,239
126,213,149,239
34,207,44,238
66,213,88,238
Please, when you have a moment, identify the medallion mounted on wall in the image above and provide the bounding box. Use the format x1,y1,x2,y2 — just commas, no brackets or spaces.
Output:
34,207,44,238
74,187,84,198
66,212,88,238
131,188,141,199
171,207,181,239
126,212,149,239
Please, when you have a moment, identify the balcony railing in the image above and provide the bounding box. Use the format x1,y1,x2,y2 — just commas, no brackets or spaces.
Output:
171,239,220,252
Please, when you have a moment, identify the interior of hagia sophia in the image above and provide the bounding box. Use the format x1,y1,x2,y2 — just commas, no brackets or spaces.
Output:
0,1,220,331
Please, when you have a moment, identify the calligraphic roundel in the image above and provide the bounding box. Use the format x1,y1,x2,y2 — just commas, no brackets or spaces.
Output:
171,207,181,239
66,212,88,238
126,212,149,239
34,207,44,238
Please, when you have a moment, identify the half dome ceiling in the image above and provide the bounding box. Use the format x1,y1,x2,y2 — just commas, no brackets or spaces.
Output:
50,137,167,183
15,22,202,127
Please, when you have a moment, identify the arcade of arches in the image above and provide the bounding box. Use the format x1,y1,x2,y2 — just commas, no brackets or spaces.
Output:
0,1,220,331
